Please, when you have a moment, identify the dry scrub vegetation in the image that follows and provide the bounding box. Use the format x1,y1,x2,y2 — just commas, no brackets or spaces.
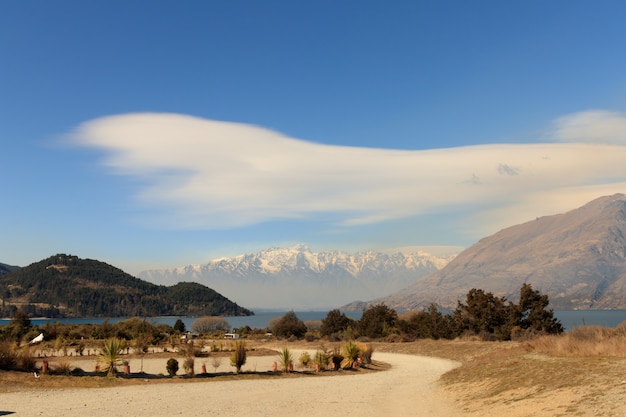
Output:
373,325,626,417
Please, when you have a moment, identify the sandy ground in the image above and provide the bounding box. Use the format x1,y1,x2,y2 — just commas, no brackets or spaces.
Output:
1,352,462,417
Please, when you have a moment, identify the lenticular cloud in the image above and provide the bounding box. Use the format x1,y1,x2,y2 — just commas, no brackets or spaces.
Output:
69,112,626,233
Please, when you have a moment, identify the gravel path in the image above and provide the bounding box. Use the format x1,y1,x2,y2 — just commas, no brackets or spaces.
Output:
1,353,462,417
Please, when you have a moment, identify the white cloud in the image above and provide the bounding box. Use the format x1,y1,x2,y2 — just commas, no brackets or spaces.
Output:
551,110,626,145
69,112,626,238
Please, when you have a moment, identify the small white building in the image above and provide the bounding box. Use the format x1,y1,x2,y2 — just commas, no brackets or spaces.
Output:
224,333,240,339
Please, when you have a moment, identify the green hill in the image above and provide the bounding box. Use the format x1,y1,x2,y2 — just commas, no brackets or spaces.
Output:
0,254,253,318
0,262,19,276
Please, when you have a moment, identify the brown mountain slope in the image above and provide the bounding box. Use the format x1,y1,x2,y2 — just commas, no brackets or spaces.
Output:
367,193,626,310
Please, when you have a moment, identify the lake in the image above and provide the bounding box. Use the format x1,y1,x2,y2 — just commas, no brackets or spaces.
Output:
2,309,626,331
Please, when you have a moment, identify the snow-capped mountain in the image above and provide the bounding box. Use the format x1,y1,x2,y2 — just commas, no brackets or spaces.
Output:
138,245,454,310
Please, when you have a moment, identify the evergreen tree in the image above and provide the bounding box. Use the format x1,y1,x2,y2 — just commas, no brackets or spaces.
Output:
357,304,397,339
397,304,455,340
173,319,186,333
514,283,563,335
320,309,356,337
453,289,513,340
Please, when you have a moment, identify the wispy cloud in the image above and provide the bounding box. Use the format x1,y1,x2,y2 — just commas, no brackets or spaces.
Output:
68,111,626,238
551,110,626,145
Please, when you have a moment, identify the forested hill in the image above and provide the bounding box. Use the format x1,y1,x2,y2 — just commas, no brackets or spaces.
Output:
0,254,253,318
0,262,19,276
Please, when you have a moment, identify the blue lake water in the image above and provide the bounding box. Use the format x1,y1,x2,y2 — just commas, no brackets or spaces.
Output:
553,310,626,330
2,310,626,331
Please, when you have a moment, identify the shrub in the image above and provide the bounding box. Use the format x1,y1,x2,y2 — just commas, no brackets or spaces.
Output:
18,346,37,372
299,351,311,368
271,311,307,339
178,340,201,358
3,311,31,342
229,341,247,373
212,356,222,373
0,341,17,370
52,359,73,375
166,358,179,376
330,347,344,370
359,343,374,364
132,334,151,356
385,333,403,343
304,333,319,342
183,357,195,376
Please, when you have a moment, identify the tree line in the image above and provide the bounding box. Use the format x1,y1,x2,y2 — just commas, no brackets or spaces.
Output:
268,283,562,342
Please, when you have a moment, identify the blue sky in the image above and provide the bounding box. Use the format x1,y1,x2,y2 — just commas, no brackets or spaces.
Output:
2,1,626,275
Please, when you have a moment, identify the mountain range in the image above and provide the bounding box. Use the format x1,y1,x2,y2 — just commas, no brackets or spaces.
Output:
347,193,626,311
138,245,454,310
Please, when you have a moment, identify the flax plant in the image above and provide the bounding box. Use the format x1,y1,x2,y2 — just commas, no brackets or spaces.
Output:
277,347,293,372
98,338,124,377
341,340,360,369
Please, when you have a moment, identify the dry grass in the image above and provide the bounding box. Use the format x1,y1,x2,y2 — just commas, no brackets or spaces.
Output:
526,325,626,357
50,358,74,375
366,330,626,417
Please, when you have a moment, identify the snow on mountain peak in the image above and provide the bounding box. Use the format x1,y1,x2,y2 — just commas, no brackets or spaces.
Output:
138,245,456,309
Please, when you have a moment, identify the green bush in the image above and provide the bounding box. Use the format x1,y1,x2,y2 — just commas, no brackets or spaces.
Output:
166,358,179,376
